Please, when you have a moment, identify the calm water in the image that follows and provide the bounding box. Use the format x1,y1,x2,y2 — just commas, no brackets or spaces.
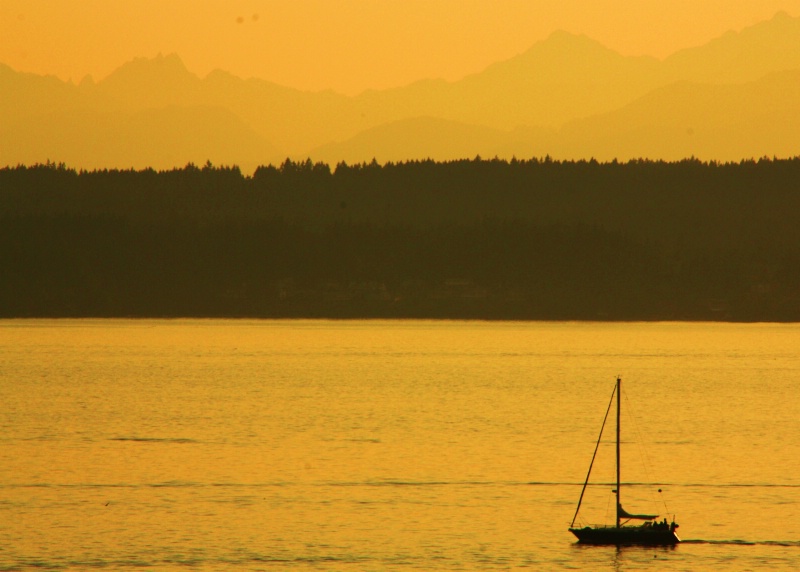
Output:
1,319,799,571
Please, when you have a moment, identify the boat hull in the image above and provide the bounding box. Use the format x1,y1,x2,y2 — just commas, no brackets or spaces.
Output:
570,525,680,545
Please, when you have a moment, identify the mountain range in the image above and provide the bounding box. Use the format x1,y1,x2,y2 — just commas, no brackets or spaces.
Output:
2,11,800,172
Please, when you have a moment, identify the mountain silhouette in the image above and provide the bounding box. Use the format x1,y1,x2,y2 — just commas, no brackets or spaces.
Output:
316,69,800,164
554,69,800,161
91,53,202,111
661,11,800,84
308,116,511,164
0,104,277,171
442,30,661,128
2,11,800,170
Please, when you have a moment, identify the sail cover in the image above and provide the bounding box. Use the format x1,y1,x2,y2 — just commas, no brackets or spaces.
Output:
618,504,659,520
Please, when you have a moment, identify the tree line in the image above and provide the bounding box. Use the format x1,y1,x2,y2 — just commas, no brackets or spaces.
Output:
2,157,799,320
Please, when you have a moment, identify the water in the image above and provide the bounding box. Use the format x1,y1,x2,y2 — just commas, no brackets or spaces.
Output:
1,319,799,571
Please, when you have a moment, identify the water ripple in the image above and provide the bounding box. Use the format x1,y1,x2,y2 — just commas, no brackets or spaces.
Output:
682,539,800,547
108,437,200,444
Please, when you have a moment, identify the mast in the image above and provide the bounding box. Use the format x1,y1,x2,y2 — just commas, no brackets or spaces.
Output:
615,376,621,528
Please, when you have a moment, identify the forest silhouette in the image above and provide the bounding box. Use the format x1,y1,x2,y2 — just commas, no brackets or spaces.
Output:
2,157,800,321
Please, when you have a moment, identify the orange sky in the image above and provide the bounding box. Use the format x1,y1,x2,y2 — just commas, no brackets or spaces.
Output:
2,0,800,95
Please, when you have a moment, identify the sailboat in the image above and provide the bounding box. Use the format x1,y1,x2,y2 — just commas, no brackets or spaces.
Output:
569,377,680,545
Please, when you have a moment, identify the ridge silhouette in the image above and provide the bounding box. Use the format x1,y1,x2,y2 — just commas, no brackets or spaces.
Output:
2,12,800,171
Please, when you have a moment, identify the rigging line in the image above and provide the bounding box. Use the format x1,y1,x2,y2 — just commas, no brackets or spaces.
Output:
622,386,670,515
623,386,660,512
570,383,617,528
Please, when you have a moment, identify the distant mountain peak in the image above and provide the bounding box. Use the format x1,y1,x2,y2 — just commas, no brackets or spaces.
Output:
101,52,195,85
514,28,640,67
544,29,591,43
747,8,799,30
468,26,655,93
663,10,800,83
123,52,187,69
533,29,609,52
